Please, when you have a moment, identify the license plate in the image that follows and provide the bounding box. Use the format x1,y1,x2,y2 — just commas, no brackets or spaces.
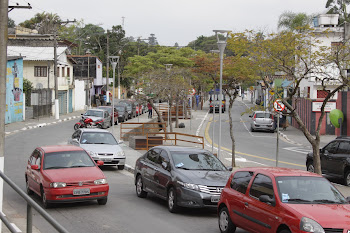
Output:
211,196,220,203
101,158,112,162
73,188,90,195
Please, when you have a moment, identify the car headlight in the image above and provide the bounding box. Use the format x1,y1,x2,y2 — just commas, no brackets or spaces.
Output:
50,182,66,188
116,151,125,157
86,150,97,157
300,217,325,233
94,178,108,185
177,181,200,191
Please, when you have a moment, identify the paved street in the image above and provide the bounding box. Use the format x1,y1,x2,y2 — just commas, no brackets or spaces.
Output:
2,100,350,232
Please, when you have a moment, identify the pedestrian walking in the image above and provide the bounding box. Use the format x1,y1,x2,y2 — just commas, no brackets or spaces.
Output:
147,102,153,118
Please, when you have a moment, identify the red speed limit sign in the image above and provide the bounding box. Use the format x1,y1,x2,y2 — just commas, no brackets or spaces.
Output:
273,99,285,112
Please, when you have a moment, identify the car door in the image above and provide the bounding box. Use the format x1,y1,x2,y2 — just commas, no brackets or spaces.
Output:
31,150,43,194
321,141,339,174
26,150,37,193
329,141,350,176
226,171,254,228
154,149,172,198
243,173,279,233
142,148,161,193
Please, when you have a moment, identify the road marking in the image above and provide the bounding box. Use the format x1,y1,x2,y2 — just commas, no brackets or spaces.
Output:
204,116,304,168
240,117,275,138
283,147,311,155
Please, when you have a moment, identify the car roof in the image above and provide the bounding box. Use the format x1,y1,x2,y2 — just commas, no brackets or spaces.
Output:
78,128,110,133
253,111,271,114
40,145,84,153
235,167,322,178
97,106,112,109
151,146,209,153
86,108,105,112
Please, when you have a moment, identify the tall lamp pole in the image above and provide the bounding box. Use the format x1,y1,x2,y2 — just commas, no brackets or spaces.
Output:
210,50,219,154
213,29,231,160
109,56,120,136
165,64,173,131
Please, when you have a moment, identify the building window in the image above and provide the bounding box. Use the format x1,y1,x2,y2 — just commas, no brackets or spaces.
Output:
317,90,329,98
34,66,47,77
62,67,65,77
67,67,70,77
57,67,60,77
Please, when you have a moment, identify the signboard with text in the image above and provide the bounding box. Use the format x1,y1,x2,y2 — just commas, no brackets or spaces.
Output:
312,101,336,112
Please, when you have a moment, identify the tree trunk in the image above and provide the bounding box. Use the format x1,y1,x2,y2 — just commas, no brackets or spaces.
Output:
148,99,169,139
175,99,179,128
169,101,173,132
228,97,236,167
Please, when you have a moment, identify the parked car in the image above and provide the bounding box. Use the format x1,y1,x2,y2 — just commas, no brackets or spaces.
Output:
249,111,275,133
115,104,128,122
134,146,232,213
25,145,109,208
97,106,119,125
209,100,224,113
68,128,126,170
218,167,350,233
83,108,111,129
118,100,137,119
306,136,350,186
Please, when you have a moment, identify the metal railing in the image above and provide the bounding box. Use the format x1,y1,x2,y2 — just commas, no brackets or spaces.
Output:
146,132,204,150
0,170,69,233
120,122,167,141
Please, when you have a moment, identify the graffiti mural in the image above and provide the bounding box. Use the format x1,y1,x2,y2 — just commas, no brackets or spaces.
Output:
6,58,23,124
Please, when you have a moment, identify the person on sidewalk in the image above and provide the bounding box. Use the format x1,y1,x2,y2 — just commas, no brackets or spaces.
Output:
147,103,153,118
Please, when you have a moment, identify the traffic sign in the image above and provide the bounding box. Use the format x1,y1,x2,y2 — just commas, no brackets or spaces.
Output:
273,99,285,112
189,88,196,96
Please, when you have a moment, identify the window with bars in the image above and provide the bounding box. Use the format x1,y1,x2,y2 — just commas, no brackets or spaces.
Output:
34,66,47,77
62,67,65,77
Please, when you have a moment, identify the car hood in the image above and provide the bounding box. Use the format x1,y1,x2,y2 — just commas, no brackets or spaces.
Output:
176,169,230,186
79,144,123,154
286,203,350,228
44,167,105,182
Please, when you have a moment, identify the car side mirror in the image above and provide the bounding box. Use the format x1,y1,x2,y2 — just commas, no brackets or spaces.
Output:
72,138,79,143
346,196,350,204
259,195,275,206
118,140,124,144
249,115,252,118
96,161,104,166
31,165,39,170
161,161,170,170
226,166,233,171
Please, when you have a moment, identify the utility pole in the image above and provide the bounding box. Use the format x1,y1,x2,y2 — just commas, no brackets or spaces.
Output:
53,19,76,119
0,1,8,231
106,30,110,101
8,3,31,12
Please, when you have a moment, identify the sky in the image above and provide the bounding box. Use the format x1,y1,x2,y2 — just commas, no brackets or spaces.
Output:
9,0,329,46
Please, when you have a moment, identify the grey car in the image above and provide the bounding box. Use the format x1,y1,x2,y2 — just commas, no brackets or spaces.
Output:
134,146,232,213
83,108,111,129
68,128,126,170
249,111,275,133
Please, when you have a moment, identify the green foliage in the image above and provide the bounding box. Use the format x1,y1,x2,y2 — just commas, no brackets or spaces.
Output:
23,78,33,106
278,11,314,32
326,0,350,23
19,12,61,34
8,18,15,28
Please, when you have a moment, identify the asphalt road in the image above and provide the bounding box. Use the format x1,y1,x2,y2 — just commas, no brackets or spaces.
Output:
5,119,251,233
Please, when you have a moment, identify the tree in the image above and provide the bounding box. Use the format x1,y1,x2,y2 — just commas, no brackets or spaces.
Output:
278,11,314,32
23,78,33,106
326,0,350,23
19,12,61,34
8,17,15,28
250,28,350,175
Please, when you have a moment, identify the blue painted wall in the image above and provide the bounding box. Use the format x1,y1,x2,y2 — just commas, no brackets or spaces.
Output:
6,58,23,124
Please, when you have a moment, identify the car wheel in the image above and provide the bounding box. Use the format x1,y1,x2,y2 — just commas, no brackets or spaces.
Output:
219,207,236,233
118,165,125,170
26,178,33,195
136,175,147,198
279,230,291,233
344,170,350,186
250,127,255,132
97,198,107,205
167,187,179,213
41,187,51,209
306,161,315,173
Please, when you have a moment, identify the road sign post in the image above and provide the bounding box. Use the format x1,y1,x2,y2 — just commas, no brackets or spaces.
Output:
273,99,285,167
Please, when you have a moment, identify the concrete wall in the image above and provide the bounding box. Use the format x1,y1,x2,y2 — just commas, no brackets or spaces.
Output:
74,79,85,111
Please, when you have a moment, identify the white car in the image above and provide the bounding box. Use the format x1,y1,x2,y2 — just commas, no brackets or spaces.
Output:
69,128,126,170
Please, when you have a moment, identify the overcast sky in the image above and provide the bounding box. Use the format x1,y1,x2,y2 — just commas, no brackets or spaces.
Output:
9,0,328,46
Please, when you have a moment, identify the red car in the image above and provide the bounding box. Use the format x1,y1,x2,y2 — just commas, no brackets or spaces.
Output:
218,167,350,233
25,145,109,208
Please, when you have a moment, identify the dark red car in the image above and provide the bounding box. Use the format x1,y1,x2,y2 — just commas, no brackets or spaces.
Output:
25,145,109,208
218,167,350,233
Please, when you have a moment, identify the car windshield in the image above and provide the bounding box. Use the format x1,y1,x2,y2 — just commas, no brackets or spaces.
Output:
85,110,103,118
43,151,95,169
171,151,227,171
116,106,124,111
99,107,112,114
80,132,118,145
255,113,271,118
276,176,347,204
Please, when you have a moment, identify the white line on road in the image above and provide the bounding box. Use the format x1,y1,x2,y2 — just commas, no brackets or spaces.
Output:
283,147,311,154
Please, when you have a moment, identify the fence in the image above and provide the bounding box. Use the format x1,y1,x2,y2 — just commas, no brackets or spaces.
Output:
26,88,52,119
0,170,68,233
120,122,167,141
145,132,204,150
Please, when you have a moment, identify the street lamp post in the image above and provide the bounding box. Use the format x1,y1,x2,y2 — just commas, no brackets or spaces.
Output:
210,50,220,154
213,29,231,160
109,56,120,136
165,64,173,131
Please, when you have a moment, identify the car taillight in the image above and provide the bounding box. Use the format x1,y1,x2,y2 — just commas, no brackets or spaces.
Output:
210,105,213,107
253,115,256,121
